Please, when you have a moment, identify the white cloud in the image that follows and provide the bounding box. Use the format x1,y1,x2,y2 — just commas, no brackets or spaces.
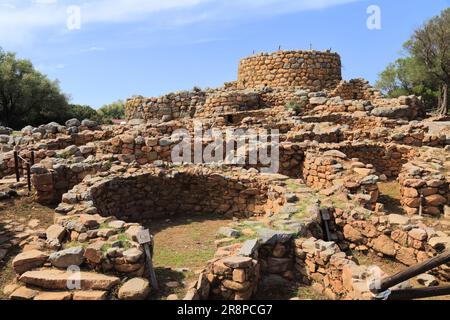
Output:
0,0,360,46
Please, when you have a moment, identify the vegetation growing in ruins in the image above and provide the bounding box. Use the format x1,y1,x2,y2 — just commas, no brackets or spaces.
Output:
285,100,303,115
376,8,449,115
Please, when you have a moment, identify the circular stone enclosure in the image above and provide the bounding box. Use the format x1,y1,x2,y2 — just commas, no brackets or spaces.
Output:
237,50,342,90
89,171,269,221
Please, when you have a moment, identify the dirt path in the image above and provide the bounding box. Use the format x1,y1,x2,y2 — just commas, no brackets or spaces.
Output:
0,196,55,299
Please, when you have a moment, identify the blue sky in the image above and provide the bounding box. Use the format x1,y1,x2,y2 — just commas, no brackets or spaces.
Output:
0,0,449,108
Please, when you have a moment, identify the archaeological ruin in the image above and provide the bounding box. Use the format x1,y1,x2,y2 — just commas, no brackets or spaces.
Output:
0,49,449,301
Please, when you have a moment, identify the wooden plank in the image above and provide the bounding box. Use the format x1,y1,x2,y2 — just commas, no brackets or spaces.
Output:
388,285,450,300
371,250,450,293
14,151,20,182
143,243,159,291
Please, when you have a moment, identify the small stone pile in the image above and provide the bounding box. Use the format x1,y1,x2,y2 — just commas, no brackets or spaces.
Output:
190,256,260,300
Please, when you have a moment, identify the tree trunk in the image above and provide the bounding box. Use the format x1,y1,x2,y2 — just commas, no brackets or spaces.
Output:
437,83,448,115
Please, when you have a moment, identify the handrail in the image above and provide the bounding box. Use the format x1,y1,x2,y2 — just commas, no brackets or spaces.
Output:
370,250,450,300
13,150,35,192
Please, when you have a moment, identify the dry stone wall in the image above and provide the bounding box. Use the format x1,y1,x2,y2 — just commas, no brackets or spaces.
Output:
237,50,342,91
398,149,449,216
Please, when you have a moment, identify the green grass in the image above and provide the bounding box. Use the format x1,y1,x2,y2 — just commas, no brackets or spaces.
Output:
64,240,89,249
156,246,216,269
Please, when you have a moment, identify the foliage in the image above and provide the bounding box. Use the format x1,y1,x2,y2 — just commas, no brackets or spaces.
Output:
0,48,69,128
96,100,125,124
285,100,303,115
67,104,98,122
376,9,449,114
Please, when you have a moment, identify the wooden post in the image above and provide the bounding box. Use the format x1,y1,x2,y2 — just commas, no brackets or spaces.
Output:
320,208,332,241
31,151,35,166
388,285,450,300
371,250,450,294
13,151,20,182
26,162,31,192
418,195,424,216
136,229,159,291
143,243,159,291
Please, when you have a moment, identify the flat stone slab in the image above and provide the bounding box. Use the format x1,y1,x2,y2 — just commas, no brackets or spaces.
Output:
222,256,253,269
257,228,296,245
388,214,410,226
12,250,49,274
73,291,108,300
34,291,73,300
238,239,260,257
9,287,40,300
19,269,120,291
218,227,240,239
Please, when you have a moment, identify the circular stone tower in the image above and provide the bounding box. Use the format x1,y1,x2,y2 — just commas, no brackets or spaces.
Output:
237,50,342,91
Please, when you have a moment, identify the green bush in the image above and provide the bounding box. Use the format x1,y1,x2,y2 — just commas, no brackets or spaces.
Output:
285,100,302,115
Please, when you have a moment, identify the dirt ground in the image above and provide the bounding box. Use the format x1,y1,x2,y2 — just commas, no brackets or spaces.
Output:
144,214,233,299
0,196,55,299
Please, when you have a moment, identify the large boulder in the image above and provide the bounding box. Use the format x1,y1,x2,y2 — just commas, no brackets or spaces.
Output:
372,235,396,256
81,119,98,128
46,224,66,242
0,126,13,135
118,278,150,300
65,118,81,127
49,247,85,268
370,105,411,119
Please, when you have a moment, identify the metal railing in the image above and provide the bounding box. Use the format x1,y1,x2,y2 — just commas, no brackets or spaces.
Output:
13,150,35,192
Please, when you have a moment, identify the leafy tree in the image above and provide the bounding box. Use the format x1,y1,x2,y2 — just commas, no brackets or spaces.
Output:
67,104,98,122
96,100,125,124
376,57,439,109
407,8,450,114
376,9,449,114
0,48,69,128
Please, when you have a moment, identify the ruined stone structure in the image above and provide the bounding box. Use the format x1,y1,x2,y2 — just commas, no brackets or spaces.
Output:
237,50,342,90
1,49,449,301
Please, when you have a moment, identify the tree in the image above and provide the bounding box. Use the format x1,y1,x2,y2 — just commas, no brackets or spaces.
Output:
407,8,450,115
376,9,449,115
0,48,70,128
376,57,439,109
96,100,125,124
68,104,98,121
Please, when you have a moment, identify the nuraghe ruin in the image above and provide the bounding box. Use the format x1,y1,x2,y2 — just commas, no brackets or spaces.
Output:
0,50,449,300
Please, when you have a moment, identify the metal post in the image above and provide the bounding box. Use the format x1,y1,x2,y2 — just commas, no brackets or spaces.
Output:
31,151,35,166
13,151,20,182
26,162,31,192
